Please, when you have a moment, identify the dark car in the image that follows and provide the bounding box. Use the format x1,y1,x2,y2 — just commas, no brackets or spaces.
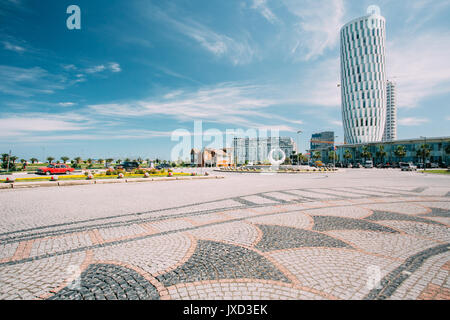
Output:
156,163,171,170
114,161,140,171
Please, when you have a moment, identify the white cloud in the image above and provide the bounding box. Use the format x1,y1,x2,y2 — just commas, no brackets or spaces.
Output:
283,0,345,60
398,117,430,126
58,102,76,107
0,65,65,96
251,0,279,24
151,8,257,65
109,62,121,72
3,41,25,53
387,31,450,108
88,82,303,130
85,65,106,74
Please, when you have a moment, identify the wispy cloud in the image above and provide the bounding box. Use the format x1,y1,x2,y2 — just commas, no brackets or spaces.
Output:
0,65,65,96
387,31,450,108
3,41,25,53
251,0,279,24
283,0,345,60
398,117,430,126
85,62,121,74
88,81,302,131
149,6,257,65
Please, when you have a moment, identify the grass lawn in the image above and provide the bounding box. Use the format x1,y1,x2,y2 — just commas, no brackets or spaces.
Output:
419,170,450,174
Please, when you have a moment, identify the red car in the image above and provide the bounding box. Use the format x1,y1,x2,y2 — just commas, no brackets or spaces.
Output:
36,164,74,175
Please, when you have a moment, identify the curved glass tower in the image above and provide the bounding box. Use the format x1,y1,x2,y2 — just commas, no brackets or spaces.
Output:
340,14,386,144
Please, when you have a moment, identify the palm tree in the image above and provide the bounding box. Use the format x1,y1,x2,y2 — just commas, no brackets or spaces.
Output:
343,149,352,165
116,159,122,164
361,146,372,162
106,158,114,166
328,150,338,163
124,158,130,162
394,145,406,162
46,156,54,164
97,158,104,164
74,157,82,164
30,158,38,164
313,151,321,161
376,145,387,165
416,144,431,166
61,156,70,163
86,158,93,164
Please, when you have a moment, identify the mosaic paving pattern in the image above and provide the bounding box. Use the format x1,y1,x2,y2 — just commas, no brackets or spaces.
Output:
0,186,449,300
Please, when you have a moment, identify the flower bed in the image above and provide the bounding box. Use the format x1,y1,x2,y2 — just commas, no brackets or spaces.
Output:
0,172,194,183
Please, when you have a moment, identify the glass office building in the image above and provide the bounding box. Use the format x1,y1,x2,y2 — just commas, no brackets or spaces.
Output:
336,137,450,165
340,13,387,144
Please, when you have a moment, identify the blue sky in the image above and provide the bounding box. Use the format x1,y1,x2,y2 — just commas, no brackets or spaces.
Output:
1,0,449,161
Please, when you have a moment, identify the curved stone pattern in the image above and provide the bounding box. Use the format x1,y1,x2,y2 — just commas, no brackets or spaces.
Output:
420,207,450,218
326,230,439,260
93,233,193,275
48,263,160,300
246,211,313,230
365,210,445,226
270,248,402,300
254,224,351,252
312,215,399,233
188,221,260,246
361,203,430,215
156,240,290,287
365,244,449,300
376,221,450,243
0,252,86,300
305,206,372,218
167,280,326,300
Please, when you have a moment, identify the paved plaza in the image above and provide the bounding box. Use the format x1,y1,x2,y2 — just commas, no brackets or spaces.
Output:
0,169,449,300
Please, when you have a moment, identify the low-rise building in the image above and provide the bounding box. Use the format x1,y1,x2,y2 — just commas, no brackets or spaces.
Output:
190,148,233,167
336,136,450,165
232,137,296,165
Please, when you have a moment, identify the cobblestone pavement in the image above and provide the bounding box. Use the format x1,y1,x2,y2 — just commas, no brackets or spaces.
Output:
0,171,449,300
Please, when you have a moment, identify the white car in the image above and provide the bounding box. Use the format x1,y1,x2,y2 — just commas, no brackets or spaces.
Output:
400,162,417,171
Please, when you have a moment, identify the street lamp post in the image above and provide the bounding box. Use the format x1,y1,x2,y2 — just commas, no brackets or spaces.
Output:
297,130,302,166
420,136,426,172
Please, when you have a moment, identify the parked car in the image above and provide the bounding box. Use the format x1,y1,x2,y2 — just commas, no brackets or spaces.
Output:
156,163,171,170
400,162,417,171
36,164,74,175
353,163,363,168
364,160,374,168
114,161,140,171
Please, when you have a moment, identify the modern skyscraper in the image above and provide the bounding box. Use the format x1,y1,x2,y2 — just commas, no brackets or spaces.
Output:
383,80,397,141
340,12,387,144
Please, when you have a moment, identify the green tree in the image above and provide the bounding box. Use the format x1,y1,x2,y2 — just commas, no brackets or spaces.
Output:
361,146,372,162
376,145,387,165
343,149,352,165
328,150,338,163
445,144,450,155
313,151,321,161
29,158,38,164
116,159,122,164
61,156,70,163
46,156,54,163
106,158,114,166
416,144,431,165
394,145,406,162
